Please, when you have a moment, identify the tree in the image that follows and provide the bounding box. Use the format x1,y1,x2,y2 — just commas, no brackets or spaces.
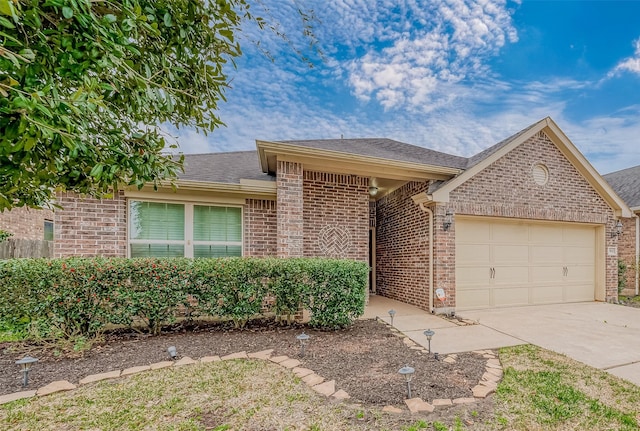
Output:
0,0,261,210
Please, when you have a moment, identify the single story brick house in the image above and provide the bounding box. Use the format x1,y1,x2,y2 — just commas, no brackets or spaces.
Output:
604,165,640,296
38,117,636,313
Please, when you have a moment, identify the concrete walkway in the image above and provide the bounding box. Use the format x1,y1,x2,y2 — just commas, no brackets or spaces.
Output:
364,295,640,387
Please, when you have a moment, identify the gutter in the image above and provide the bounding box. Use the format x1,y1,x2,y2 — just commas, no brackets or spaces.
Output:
418,202,434,313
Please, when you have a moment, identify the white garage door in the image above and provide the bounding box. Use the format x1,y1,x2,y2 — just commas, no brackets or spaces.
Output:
456,217,596,310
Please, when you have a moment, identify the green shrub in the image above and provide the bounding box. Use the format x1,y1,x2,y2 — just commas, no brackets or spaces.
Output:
0,229,12,242
0,257,368,340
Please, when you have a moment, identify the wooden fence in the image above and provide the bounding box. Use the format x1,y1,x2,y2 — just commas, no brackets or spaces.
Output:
0,239,53,259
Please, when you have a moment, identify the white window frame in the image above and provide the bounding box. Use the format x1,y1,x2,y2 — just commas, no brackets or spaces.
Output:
127,199,244,258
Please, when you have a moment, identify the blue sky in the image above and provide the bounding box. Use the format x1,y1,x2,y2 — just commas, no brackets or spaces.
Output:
170,0,640,174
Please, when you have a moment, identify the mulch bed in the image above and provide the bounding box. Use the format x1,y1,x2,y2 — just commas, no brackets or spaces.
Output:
1,318,489,409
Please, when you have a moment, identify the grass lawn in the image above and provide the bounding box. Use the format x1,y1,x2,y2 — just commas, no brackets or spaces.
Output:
2,345,639,430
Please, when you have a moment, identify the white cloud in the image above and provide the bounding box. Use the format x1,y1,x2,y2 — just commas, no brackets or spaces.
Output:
610,38,640,76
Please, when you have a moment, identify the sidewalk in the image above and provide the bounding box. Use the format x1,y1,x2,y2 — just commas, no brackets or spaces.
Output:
363,295,524,355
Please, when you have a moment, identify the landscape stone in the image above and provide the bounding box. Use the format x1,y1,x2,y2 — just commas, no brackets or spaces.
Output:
37,380,76,396
248,349,274,360
199,356,221,363
483,354,496,359
174,356,197,367
409,346,423,350
486,358,501,367
453,397,477,404
486,367,503,378
292,367,314,378
269,355,289,364
0,390,36,405
443,357,456,364
302,373,324,386
482,371,501,383
332,389,350,400
404,398,435,413
221,351,248,361
472,384,495,398
150,361,174,370
432,398,453,406
382,405,404,413
480,379,498,390
121,365,151,376
79,370,121,385
279,358,302,369
312,380,336,396
402,337,417,347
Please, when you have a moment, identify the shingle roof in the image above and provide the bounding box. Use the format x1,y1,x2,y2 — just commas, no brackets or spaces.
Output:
465,120,542,169
277,138,468,169
603,165,640,209
178,151,274,184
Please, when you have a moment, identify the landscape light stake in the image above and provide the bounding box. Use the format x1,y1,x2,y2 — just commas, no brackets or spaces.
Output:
388,309,396,326
423,329,435,354
16,356,38,387
297,332,310,357
398,365,415,399
167,346,178,360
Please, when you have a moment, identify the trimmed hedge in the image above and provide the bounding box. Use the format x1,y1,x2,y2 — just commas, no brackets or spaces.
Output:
0,257,368,338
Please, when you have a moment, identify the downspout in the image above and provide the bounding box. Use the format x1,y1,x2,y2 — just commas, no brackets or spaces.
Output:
418,203,434,313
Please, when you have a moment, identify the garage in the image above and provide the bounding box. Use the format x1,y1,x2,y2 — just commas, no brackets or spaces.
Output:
456,216,598,310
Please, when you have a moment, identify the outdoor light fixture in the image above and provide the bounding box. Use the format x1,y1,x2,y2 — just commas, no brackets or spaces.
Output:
167,346,178,360
398,365,415,399
443,210,453,231
16,356,38,387
296,332,310,357
423,328,435,354
612,220,623,238
369,186,379,197
388,309,396,326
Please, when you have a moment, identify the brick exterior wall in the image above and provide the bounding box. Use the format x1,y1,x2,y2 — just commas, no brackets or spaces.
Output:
443,130,619,304
375,181,431,309
302,171,369,262
276,160,303,258
244,199,277,257
54,191,127,257
0,207,54,240
618,216,637,295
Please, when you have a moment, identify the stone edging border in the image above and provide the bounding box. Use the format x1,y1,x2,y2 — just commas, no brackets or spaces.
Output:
378,319,504,414
0,349,350,406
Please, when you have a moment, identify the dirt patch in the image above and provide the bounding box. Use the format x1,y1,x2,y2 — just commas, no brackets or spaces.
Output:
619,295,640,308
1,318,492,424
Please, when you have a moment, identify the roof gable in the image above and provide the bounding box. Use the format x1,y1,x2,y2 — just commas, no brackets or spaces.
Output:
426,117,633,218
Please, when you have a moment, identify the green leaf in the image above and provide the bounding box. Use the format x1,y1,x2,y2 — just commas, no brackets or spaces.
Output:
90,164,104,179
62,6,73,19
163,12,172,27
104,14,117,24
0,15,14,28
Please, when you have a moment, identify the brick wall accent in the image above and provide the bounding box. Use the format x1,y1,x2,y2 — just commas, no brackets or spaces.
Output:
244,199,277,257
54,191,127,257
618,216,637,295
302,171,369,262
443,130,618,304
375,181,431,309
0,207,54,240
277,160,304,258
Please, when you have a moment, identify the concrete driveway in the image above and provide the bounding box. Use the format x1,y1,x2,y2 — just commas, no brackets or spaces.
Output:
364,296,640,386
458,302,640,386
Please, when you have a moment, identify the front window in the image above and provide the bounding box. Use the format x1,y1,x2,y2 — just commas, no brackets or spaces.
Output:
44,220,54,241
128,200,242,258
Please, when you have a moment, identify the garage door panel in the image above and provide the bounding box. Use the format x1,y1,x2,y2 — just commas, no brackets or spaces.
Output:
564,283,593,302
457,289,491,309
493,287,529,307
492,223,528,243
457,266,490,288
457,244,491,264
493,245,529,263
531,245,563,264
493,265,529,285
531,286,564,304
456,218,596,311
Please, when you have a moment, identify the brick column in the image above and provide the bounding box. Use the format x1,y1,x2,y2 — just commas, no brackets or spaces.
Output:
277,160,303,257
433,205,456,313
